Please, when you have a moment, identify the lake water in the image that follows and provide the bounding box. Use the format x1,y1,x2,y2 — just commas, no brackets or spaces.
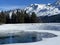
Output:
0,32,57,44
0,32,42,44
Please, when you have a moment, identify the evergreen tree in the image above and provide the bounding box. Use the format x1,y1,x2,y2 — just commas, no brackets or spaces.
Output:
19,13,24,23
16,10,24,23
11,12,17,23
6,13,10,23
16,9,20,23
0,11,6,24
24,11,30,23
31,12,37,23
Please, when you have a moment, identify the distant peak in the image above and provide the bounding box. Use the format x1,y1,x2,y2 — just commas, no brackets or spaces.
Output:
47,3,51,5
54,0,60,6
30,3,39,7
25,3,60,16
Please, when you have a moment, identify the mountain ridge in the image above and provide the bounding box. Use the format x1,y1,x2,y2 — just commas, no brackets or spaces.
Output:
25,2,60,16
0,0,60,19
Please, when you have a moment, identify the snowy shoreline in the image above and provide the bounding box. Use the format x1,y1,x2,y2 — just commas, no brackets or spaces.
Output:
0,23,60,45
0,23,60,36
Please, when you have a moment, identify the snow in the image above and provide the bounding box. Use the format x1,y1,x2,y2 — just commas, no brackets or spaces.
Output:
25,3,60,16
5,36,60,45
9,12,12,19
0,23,60,31
0,23,60,33
0,23,60,45
53,0,60,6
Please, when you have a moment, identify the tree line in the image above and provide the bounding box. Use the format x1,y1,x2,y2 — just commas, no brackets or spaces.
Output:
0,9,39,24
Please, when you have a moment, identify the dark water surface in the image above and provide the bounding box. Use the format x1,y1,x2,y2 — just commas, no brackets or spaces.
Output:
0,32,41,44
0,32,57,44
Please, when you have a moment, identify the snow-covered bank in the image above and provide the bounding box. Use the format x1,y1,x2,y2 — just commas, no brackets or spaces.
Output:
0,23,60,45
0,23,60,30
0,23,60,36
0,23,60,34
3,30,60,45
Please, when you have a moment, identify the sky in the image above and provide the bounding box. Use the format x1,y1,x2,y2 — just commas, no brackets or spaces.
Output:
0,0,56,10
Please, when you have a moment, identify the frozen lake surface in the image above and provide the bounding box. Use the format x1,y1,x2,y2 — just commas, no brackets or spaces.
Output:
0,23,60,45
0,23,60,31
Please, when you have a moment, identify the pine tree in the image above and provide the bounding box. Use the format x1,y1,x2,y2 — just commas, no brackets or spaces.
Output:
11,12,17,23
0,11,6,24
31,12,37,23
24,11,30,23
16,10,24,23
6,13,10,23
16,9,20,23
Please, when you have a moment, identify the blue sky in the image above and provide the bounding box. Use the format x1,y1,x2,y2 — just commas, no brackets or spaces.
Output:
0,0,56,10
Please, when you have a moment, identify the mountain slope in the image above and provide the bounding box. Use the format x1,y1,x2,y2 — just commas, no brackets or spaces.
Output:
53,0,60,6
52,0,60,10
2,0,60,18
25,3,60,16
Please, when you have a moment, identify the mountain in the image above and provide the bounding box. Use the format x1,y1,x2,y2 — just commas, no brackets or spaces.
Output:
52,0,60,10
2,0,60,18
0,0,60,23
53,0,60,6
24,0,60,23
38,14,60,23
4,9,21,19
25,1,60,16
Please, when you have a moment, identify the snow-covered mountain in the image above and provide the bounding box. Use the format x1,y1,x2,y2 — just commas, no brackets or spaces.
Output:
52,0,60,10
25,0,60,16
3,0,60,18
1,0,60,20
4,9,21,19
53,0,60,6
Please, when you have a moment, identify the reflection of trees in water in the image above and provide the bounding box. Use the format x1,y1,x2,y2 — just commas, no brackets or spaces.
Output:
0,33,39,44
0,32,57,44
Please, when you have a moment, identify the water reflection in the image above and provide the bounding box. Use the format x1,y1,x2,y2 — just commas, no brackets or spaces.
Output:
0,31,57,44
0,32,42,44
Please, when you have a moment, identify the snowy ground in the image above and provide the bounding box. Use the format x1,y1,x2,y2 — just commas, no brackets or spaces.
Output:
0,23,60,45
